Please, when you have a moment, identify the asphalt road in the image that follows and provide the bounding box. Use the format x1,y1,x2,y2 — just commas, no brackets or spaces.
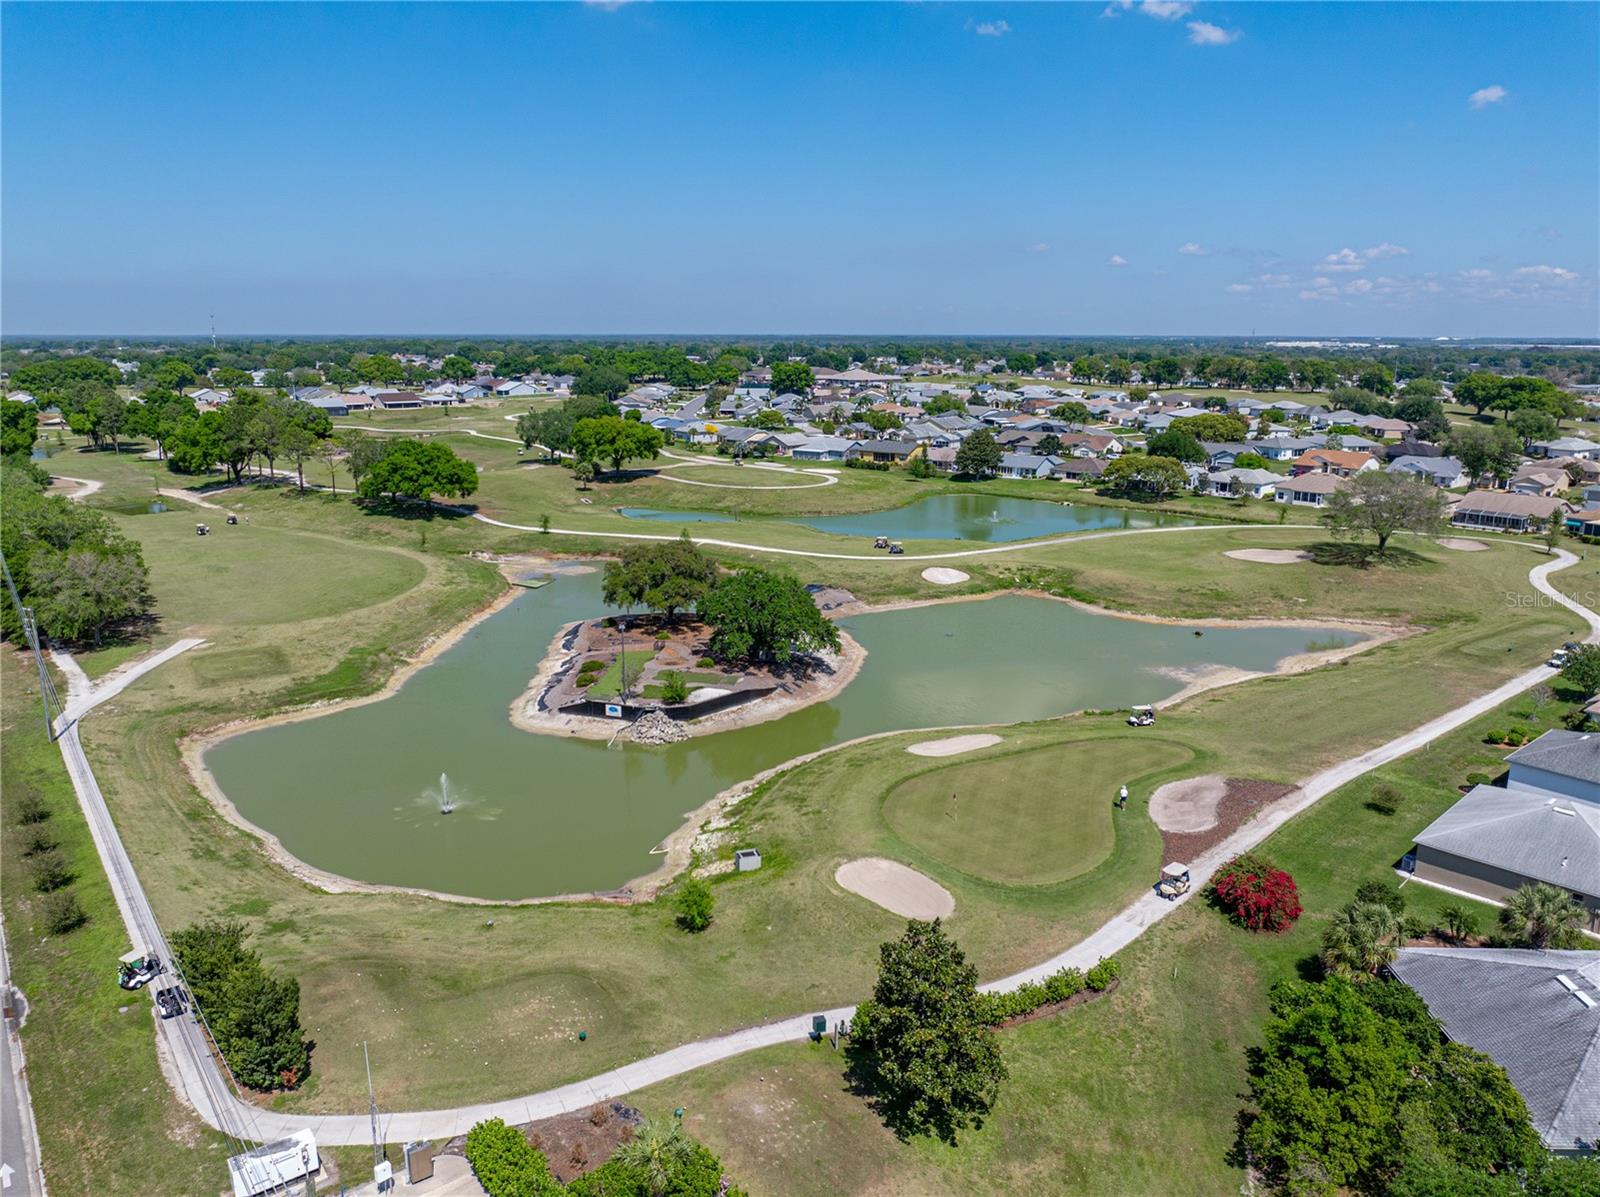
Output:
43,546,1600,1153
1,914,43,1197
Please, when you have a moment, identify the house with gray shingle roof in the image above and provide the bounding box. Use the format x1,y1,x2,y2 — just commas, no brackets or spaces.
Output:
1409,730,1600,923
1389,948,1600,1151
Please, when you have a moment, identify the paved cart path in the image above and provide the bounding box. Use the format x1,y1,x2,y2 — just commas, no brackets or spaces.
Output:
48,549,1598,1146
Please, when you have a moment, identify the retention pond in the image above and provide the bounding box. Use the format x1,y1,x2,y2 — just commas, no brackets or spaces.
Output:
619,493,1196,543
205,572,1364,900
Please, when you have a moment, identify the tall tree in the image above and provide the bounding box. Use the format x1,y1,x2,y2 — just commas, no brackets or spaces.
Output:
571,415,663,474
953,429,1001,477
1497,883,1587,949
851,920,1007,1142
698,567,841,664
601,534,717,623
356,439,478,503
1320,471,1449,554
769,360,815,395
1,398,38,458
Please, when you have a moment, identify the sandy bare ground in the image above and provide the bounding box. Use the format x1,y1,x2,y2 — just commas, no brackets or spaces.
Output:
156,487,225,511
1438,537,1489,552
50,475,103,502
906,733,1002,757
1148,773,1227,833
835,858,955,920
1224,548,1311,564
920,567,971,585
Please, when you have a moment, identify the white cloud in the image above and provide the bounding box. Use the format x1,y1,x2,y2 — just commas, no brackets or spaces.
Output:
1027,242,1050,253
1108,254,1129,267
1322,243,1410,272
1344,278,1374,295
1459,268,1495,280
1225,283,1253,294
1257,273,1293,288
973,19,1011,37
1177,242,1207,256
1512,264,1578,281
1363,242,1409,260
1187,20,1239,45
1139,0,1193,19
1468,85,1508,109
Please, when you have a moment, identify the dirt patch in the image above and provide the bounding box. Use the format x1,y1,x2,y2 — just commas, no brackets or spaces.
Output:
1437,537,1489,552
1148,774,1227,833
835,857,954,919
1224,548,1311,564
906,733,1002,757
1155,777,1298,864
920,567,971,585
442,1102,642,1184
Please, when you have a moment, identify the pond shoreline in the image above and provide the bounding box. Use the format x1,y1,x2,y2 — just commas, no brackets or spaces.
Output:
183,572,1404,908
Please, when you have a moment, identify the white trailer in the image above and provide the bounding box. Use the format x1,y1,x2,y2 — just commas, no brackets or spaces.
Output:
228,1130,319,1197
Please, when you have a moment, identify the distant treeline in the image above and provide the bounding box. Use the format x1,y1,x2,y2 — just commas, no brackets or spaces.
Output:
3,336,1598,387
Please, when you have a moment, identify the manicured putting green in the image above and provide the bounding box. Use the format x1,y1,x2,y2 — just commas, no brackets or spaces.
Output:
883,737,1192,886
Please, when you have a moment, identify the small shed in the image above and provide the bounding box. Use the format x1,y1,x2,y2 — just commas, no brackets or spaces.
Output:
734,848,762,873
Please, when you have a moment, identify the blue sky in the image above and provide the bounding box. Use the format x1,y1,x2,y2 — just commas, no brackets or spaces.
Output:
3,2,1595,337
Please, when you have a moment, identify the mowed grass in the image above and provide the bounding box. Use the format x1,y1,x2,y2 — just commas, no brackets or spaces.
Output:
122,513,426,628
883,738,1190,885
0,649,231,1193
625,683,1587,1197
31,445,1581,1127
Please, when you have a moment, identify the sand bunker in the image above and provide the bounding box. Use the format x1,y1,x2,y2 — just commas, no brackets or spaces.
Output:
920,567,971,585
1148,774,1227,833
906,733,1002,758
1225,549,1311,564
835,858,955,919
1437,537,1489,552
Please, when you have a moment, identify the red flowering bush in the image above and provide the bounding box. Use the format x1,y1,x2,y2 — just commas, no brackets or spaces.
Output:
1211,853,1302,933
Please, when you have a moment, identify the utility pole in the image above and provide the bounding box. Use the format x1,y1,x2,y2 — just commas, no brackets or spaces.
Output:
365,1042,381,1170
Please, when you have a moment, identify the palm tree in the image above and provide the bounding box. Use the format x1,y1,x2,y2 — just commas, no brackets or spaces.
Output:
1320,901,1401,981
1498,883,1585,949
1439,903,1480,945
613,1119,695,1197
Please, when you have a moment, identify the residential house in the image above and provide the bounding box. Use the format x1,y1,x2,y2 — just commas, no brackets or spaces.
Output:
334,392,374,412
1291,448,1379,478
1254,435,1321,462
790,435,856,461
1408,729,1599,923
1387,455,1467,489
1200,442,1253,469
493,380,542,399
1051,457,1108,482
1203,468,1279,500
846,440,918,464
996,452,1063,480
1509,467,1569,497
301,394,352,417
1450,490,1568,532
1388,948,1600,1151
373,391,424,410
1534,437,1600,461
1274,473,1345,507
1361,415,1413,439
188,387,231,406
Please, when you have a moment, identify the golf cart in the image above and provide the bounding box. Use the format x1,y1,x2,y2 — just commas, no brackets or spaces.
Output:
1127,705,1156,728
873,536,890,549
154,986,188,1020
195,523,210,536
117,948,161,990
887,542,904,555
1156,862,1191,901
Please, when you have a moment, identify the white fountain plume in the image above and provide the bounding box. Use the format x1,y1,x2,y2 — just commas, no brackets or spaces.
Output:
438,772,456,814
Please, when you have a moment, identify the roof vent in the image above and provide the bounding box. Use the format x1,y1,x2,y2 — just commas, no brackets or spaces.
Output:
1553,804,1577,818
1556,974,1599,1009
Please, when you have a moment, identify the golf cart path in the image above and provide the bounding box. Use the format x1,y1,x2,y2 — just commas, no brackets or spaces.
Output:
50,549,1599,1147
52,475,104,502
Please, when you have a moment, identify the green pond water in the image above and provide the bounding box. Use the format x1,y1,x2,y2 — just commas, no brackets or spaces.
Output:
620,493,1196,543
206,572,1362,900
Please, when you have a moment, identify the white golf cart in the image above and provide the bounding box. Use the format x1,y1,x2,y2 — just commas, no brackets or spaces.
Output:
1127,705,1156,728
1156,862,1191,901
117,947,162,990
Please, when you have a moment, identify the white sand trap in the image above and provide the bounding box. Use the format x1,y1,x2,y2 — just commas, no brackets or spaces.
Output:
1225,549,1311,564
921,567,970,586
835,858,955,920
906,733,1002,757
1437,537,1489,552
1149,774,1227,833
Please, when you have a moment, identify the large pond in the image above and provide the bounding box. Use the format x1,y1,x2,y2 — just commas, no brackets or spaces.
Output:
619,493,1195,543
206,573,1363,900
